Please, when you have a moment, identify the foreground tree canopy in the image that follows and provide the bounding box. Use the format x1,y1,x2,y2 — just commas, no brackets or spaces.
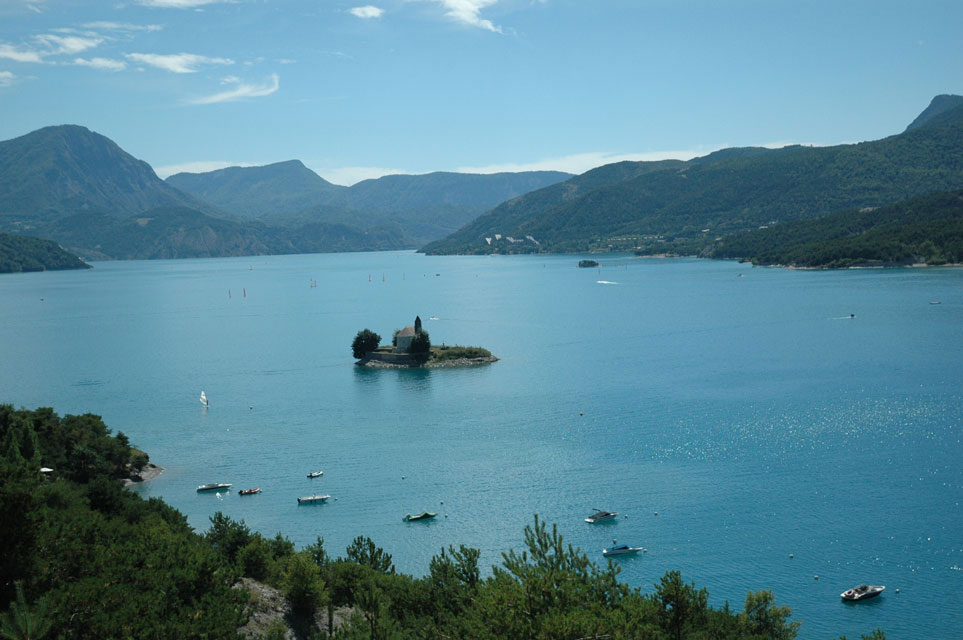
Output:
0,405,886,639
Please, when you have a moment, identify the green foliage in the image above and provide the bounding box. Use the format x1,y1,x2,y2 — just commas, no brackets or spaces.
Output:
238,538,274,582
206,512,254,564
304,536,331,569
407,330,430,356
345,536,395,574
352,329,382,359
655,570,708,640
706,190,963,268
0,582,51,640
282,553,326,615
740,590,801,640
430,345,491,362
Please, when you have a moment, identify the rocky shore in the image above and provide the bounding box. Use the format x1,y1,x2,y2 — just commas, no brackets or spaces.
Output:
123,462,164,487
358,355,499,369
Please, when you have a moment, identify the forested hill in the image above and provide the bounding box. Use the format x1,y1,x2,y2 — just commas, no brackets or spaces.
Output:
166,160,343,219
422,96,963,255
704,189,963,268
1,405,888,639
0,232,91,273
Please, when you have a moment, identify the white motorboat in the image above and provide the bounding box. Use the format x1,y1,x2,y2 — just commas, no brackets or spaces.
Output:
602,544,645,557
307,471,324,478
841,585,885,601
403,511,437,521
585,509,618,523
197,483,231,492
297,494,330,504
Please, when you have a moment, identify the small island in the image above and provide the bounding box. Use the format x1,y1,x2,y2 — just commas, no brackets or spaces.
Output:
578,259,599,268
352,316,498,368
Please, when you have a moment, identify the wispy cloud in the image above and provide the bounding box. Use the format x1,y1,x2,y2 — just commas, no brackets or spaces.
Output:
82,21,163,32
315,165,406,186
428,0,501,33
456,149,714,176
349,6,384,19
0,43,44,63
189,72,279,105
126,52,234,73
154,160,254,179
137,0,235,8
35,33,103,55
0,71,15,87
0,32,105,64
73,57,127,72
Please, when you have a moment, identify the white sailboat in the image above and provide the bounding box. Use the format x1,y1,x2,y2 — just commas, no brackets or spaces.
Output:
200,390,209,407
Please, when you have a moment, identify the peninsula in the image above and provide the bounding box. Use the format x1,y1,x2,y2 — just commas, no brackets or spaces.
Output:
351,316,498,368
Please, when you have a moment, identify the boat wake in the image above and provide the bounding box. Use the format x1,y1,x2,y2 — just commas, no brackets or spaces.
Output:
597,280,618,285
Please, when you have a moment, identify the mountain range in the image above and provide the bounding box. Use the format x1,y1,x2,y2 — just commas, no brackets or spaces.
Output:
0,126,570,260
1,95,961,263
423,95,963,255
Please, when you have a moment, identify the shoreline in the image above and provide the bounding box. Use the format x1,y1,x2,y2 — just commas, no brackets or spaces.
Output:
123,462,164,487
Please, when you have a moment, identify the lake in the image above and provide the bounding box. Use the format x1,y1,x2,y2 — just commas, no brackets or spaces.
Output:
1,251,960,639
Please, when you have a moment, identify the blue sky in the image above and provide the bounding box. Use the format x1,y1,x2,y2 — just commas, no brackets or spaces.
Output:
1,0,961,185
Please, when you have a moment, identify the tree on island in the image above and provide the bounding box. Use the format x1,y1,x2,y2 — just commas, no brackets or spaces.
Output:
408,329,431,358
351,329,381,359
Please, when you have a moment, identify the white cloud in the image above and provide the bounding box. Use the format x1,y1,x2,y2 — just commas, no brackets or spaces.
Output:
153,160,255,179
0,43,43,63
126,52,234,73
0,71,15,87
35,33,103,55
137,0,234,8
189,72,279,104
82,22,163,32
349,6,384,19
456,149,714,176
315,165,407,186
73,57,127,72
428,0,501,33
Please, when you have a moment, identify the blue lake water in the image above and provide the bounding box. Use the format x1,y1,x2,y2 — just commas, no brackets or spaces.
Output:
1,251,960,639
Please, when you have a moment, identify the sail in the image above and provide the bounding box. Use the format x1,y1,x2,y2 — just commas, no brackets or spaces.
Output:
200,391,208,406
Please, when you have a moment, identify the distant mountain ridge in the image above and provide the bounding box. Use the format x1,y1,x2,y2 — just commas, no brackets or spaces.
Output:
423,96,963,255
904,94,963,132
167,163,572,246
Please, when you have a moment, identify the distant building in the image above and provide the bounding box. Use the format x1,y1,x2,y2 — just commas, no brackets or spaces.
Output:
394,316,422,353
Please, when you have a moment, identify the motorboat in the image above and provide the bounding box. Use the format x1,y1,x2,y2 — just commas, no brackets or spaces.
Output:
841,585,885,601
297,494,330,504
239,488,261,496
197,483,231,492
602,544,645,557
403,511,437,521
585,509,619,523
307,471,324,478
